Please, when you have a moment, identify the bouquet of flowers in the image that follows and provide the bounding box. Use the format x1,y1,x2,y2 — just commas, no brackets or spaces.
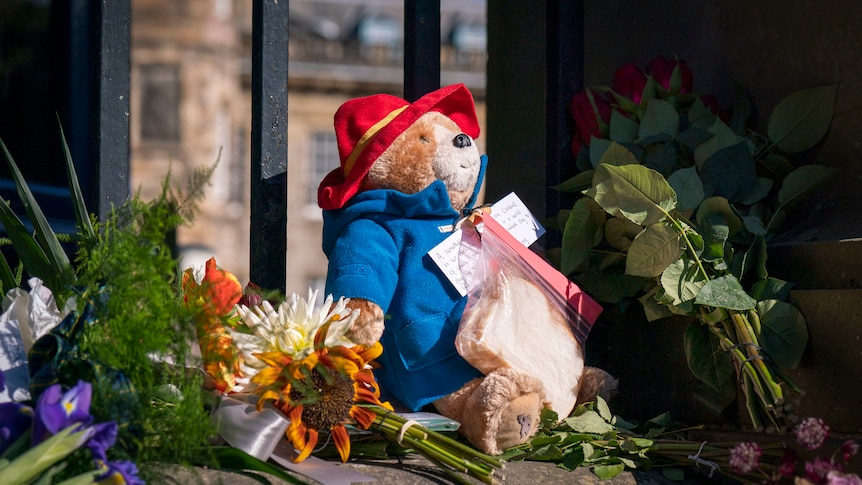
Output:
554,55,838,431
184,261,504,484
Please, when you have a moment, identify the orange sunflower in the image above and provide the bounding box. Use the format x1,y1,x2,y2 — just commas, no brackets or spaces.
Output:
247,307,392,463
182,257,244,392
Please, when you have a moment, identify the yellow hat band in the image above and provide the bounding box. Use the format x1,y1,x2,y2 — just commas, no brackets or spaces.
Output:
343,105,409,177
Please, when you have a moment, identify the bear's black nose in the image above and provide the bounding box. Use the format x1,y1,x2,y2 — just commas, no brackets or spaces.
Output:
453,134,472,148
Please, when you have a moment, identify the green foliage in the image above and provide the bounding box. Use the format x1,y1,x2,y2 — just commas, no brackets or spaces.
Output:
73,167,219,471
558,66,839,430
0,125,222,476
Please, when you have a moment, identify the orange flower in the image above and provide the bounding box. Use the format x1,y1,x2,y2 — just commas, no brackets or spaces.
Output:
255,321,391,463
182,257,243,392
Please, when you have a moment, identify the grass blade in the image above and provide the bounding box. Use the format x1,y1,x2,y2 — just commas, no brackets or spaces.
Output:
0,138,75,288
56,116,95,239
0,191,57,292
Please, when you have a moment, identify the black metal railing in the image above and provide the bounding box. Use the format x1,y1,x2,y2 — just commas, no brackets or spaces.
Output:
57,0,584,292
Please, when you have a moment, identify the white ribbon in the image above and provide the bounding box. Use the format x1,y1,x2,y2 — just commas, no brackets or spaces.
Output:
212,394,377,484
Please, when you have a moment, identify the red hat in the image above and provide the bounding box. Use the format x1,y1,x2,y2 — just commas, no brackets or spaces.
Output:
317,84,480,210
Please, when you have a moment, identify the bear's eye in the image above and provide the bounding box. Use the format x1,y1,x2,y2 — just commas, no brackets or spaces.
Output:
419,135,430,144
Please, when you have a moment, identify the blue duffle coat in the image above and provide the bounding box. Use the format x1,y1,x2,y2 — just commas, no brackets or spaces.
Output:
321,156,487,410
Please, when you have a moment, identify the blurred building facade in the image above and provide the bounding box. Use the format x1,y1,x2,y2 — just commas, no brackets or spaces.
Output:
129,0,487,294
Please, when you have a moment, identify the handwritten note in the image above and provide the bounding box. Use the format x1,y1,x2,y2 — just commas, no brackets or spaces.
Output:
490,192,545,248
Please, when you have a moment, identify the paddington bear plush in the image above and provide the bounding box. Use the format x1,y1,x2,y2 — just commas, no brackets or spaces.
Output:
317,84,615,455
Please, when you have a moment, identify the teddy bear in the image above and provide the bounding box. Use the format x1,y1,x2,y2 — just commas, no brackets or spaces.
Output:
317,84,616,455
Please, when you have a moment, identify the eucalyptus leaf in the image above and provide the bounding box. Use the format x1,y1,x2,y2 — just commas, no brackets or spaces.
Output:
742,215,768,236
739,177,774,205
641,142,678,177
684,321,736,392
676,126,714,148
768,84,839,153
700,142,757,203
695,275,756,310
609,109,639,144
693,118,739,168
757,299,808,369
626,222,682,278
638,99,680,140
667,171,706,211
687,97,716,130
590,137,614,168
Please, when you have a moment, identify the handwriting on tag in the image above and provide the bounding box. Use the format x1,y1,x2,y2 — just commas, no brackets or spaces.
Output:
490,192,545,248
428,226,482,296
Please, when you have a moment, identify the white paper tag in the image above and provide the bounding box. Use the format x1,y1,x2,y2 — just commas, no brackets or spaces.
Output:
489,192,545,247
428,225,483,296
430,192,544,296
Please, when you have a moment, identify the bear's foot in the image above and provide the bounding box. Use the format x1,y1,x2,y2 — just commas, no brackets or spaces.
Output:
493,391,542,452
434,367,546,455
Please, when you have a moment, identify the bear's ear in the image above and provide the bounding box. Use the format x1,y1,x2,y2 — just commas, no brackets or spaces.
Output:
362,115,439,194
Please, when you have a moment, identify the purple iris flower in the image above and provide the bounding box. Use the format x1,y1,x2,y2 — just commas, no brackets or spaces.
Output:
0,402,34,455
97,460,145,485
31,380,94,445
86,421,118,462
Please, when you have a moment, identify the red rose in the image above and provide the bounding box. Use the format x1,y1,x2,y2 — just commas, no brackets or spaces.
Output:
569,88,612,155
647,55,693,94
612,62,647,104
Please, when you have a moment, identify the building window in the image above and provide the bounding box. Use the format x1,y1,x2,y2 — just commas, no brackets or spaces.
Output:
139,64,180,143
308,131,339,207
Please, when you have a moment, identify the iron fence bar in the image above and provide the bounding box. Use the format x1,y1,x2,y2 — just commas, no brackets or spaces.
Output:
404,0,441,101
545,0,584,246
66,0,131,221
250,0,288,293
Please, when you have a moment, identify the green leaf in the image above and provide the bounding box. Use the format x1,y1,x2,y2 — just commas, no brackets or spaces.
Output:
587,163,677,226
638,99,679,140
693,118,739,168
688,97,717,130
526,444,564,462
595,396,613,422
757,300,808,369
676,126,714,148
750,277,793,301
768,84,839,153
696,196,743,235
777,164,837,206
609,109,639,144
0,251,17,295
209,447,309,485
589,137,613,168
739,177,774,205
575,271,647,304
57,117,95,239
660,257,707,308
598,141,639,167
667,167,704,212
684,321,736,392
699,142,757,203
695,275,757,310
563,410,615,434
626,222,681,278
698,213,729,263
0,199,55,289
552,170,594,193
561,198,604,275
662,468,687,481
0,138,75,290
594,463,626,480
